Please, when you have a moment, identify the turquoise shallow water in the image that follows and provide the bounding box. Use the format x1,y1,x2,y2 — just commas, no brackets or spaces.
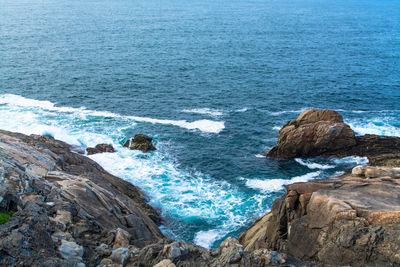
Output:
1,0,399,248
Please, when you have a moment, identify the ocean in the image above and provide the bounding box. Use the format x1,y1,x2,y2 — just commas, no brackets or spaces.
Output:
0,0,399,248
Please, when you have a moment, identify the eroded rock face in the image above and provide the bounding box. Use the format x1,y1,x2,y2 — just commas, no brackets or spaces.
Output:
266,109,356,158
239,171,400,266
123,134,156,152
0,130,163,266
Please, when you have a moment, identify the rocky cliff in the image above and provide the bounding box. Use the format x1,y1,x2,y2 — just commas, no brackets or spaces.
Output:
0,130,304,267
240,109,400,266
0,129,164,266
239,170,400,266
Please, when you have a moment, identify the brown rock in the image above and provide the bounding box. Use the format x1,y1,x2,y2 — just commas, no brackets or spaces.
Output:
266,109,356,158
239,173,400,266
123,134,156,152
86,144,115,155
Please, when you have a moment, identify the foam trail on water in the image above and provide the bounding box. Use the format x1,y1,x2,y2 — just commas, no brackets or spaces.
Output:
0,94,264,249
347,120,400,137
245,171,321,193
182,108,224,117
295,158,335,170
0,94,225,134
90,150,266,248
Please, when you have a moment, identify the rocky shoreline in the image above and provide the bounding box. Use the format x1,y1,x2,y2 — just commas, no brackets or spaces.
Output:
0,129,304,266
1,109,399,266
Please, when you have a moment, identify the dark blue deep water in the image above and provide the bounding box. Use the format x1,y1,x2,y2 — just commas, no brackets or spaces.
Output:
1,0,399,248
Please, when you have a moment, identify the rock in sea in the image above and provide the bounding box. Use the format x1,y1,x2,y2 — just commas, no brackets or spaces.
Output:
123,134,156,152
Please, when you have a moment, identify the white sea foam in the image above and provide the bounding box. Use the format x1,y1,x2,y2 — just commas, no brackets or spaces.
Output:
269,108,309,116
90,149,264,248
295,158,335,170
194,230,222,248
182,108,223,117
331,156,369,165
255,154,265,158
348,120,400,137
272,126,282,131
236,107,248,112
0,94,225,134
245,171,321,193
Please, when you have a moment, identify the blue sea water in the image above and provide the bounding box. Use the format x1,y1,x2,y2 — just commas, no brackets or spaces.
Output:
0,0,399,248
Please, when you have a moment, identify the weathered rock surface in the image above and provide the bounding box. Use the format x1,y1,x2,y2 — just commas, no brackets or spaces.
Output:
86,143,115,155
0,130,163,266
265,109,356,158
265,109,400,166
108,238,310,267
239,169,400,266
124,134,156,152
0,129,307,266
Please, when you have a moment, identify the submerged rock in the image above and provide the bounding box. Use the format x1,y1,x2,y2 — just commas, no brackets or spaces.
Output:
86,143,115,155
123,134,156,152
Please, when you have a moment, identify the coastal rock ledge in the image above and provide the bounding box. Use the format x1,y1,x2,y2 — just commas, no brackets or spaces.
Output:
0,129,308,266
240,109,400,266
239,170,400,266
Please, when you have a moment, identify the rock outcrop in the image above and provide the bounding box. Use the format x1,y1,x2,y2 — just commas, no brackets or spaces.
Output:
239,169,400,266
124,134,156,152
0,130,163,266
0,129,306,266
265,109,400,166
86,143,115,155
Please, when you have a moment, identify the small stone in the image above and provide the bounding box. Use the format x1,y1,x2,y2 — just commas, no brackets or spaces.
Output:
153,259,176,267
59,240,84,260
352,165,366,177
99,258,113,267
110,247,130,265
113,228,131,249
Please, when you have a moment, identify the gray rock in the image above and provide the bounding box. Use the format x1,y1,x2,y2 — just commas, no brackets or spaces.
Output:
59,240,84,260
110,247,130,265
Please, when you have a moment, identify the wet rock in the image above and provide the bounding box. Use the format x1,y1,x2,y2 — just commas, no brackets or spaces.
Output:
123,134,156,152
86,144,115,155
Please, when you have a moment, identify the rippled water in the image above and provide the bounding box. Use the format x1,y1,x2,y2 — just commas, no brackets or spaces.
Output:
1,0,399,248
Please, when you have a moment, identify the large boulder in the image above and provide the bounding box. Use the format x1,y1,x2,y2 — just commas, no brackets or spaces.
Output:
124,134,156,152
266,109,356,158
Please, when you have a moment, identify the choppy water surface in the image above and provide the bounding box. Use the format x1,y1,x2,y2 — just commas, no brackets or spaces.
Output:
1,0,399,248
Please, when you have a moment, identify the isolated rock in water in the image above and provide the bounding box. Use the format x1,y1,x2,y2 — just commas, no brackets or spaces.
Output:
86,143,115,155
124,134,156,152
266,109,356,158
